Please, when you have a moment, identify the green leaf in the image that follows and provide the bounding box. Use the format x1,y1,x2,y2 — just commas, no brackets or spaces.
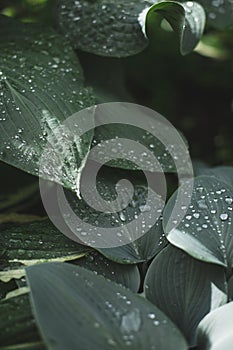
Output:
26,262,188,350
144,245,227,346
62,166,167,263
180,1,206,54
0,219,91,281
98,224,167,264
0,15,94,191
0,294,44,348
74,251,140,292
56,0,205,57
92,102,189,173
196,301,233,350
195,165,233,189
227,275,233,301
197,0,233,29
163,176,233,267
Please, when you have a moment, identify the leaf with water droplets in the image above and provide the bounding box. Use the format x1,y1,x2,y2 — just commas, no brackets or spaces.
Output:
0,219,91,281
74,251,140,292
26,262,188,350
0,15,94,191
196,301,233,350
62,166,167,263
144,244,227,346
195,165,233,189
197,0,233,28
55,0,205,57
163,176,233,267
0,293,45,349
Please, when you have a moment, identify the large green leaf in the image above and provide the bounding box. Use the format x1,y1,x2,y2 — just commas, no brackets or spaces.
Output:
0,294,45,349
196,301,233,350
26,262,188,350
0,219,91,282
144,245,227,346
163,176,233,267
0,15,94,191
61,166,167,263
56,0,205,57
74,251,141,292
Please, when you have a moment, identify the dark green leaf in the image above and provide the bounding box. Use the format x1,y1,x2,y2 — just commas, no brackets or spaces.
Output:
196,301,233,350
74,251,140,292
163,176,233,267
144,245,227,346
0,219,91,281
56,0,205,57
26,262,188,350
195,165,233,189
0,294,44,348
0,15,94,191
62,166,167,263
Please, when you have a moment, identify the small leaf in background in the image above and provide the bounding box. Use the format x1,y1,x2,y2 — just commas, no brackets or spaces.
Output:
144,244,227,346
163,176,233,267
179,1,206,55
26,262,188,350
196,301,233,350
0,293,45,349
0,219,91,282
74,251,140,292
0,15,94,191
56,0,205,57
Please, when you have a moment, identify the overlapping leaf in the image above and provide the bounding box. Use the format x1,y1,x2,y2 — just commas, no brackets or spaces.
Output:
62,166,167,263
56,0,205,56
0,15,94,191
197,302,233,350
163,176,233,267
74,251,141,292
0,219,91,282
26,262,188,350
144,245,227,346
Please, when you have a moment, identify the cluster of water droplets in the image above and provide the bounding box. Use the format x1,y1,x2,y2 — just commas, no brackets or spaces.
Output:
56,0,153,56
172,178,233,264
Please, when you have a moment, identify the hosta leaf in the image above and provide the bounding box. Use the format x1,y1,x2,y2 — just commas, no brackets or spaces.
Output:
0,294,44,348
0,219,91,281
0,15,94,191
92,102,190,173
196,302,233,350
197,0,233,29
61,166,167,263
56,0,205,57
144,245,227,346
195,165,233,189
26,262,188,350
163,176,233,267
74,251,140,292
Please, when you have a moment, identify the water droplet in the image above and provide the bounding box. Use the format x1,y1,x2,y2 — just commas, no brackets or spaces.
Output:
197,200,208,209
220,213,228,221
225,197,233,205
